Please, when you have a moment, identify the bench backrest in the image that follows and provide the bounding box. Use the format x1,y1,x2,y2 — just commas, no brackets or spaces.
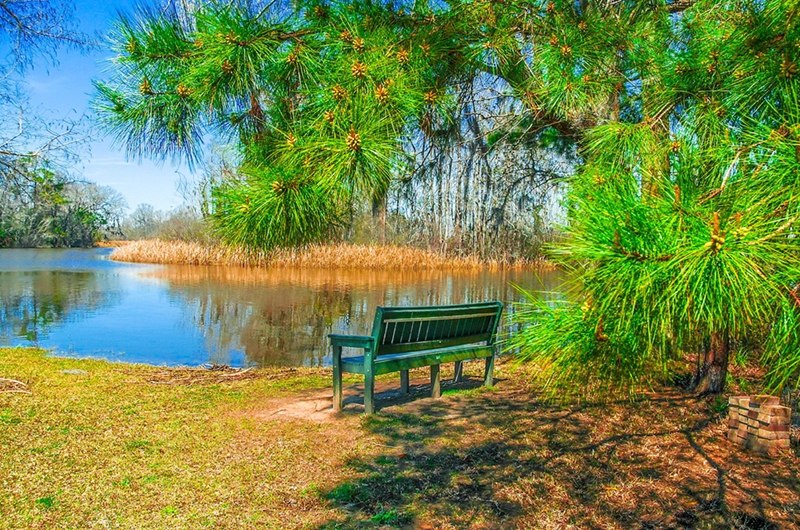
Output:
370,301,503,356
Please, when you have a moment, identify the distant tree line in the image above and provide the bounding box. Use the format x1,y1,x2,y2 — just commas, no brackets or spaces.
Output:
120,202,208,242
0,159,126,247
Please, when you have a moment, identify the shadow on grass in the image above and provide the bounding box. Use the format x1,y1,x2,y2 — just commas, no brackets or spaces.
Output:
317,375,799,529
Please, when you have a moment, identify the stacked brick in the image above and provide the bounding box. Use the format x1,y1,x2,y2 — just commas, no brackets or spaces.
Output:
727,395,791,452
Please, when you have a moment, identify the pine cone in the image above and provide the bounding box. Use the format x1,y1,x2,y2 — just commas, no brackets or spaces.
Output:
139,78,152,96
353,37,365,52
271,179,298,196
286,133,297,148
340,30,353,43
375,84,389,104
125,39,138,54
176,83,192,98
332,85,348,101
323,110,335,123
222,59,234,75
351,61,367,78
396,49,410,65
346,128,361,151
424,90,437,104
781,56,798,79
223,32,239,46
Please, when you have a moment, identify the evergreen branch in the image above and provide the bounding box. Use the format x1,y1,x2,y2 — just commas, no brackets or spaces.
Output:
612,230,674,263
747,215,798,246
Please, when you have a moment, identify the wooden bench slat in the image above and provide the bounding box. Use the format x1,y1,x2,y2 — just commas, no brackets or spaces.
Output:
382,311,499,323
341,345,494,376
377,333,491,355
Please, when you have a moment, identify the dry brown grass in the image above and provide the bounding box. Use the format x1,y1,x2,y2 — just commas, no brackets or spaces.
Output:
109,239,547,269
94,240,133,248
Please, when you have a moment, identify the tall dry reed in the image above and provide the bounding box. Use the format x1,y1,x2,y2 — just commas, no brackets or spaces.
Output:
109,239,547,269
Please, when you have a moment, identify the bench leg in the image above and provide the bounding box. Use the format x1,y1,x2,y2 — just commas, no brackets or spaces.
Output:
400,370,409,394
332,345,343,411
364,373,375,414
453,361,463,383
431,364,441,398
484,355,495,387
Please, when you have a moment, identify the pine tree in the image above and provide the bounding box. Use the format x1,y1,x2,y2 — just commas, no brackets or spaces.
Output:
95,0,800,396
508,0,800,396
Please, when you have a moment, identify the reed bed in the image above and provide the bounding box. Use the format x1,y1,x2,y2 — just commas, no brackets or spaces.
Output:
94,240,133,248
110,239,547,269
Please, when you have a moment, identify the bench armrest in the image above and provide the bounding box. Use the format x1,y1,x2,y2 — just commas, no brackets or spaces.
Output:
328,334,374,349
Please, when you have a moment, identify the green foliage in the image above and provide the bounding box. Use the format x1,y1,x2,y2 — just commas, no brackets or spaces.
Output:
708,395,729,417
762,300,800,393
509,0,800,397
211,164,343,248
95,0,447,249
370,508,409,525
35,496,58,510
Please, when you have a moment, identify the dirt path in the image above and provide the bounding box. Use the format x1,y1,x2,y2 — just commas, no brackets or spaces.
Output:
252,373,492,422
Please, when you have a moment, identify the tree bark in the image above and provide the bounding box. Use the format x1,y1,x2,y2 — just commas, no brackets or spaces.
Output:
692,330,730,395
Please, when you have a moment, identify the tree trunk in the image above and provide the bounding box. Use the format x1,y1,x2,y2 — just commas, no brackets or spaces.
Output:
371,194,386,245
692,330,730,395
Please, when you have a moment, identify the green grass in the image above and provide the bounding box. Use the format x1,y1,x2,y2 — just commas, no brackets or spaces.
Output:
0,348,364,529
1,348,797,529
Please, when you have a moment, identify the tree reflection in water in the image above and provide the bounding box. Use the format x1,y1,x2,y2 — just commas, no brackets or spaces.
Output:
152,266,565,367
0,271,122,344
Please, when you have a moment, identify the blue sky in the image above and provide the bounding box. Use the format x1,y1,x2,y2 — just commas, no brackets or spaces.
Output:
14,0,194,212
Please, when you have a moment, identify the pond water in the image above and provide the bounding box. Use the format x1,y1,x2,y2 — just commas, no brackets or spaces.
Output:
0,248,565,367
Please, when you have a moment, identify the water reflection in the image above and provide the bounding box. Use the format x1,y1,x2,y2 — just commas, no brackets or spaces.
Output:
154,266,565,367
0,270,122,342
0,249,565,367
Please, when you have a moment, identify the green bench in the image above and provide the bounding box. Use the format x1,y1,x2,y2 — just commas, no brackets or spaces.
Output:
329,301,503,414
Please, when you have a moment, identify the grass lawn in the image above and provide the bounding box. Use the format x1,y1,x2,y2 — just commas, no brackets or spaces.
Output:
1,347,798,529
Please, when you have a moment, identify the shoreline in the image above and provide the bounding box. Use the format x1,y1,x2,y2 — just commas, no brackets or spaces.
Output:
106,238,552,270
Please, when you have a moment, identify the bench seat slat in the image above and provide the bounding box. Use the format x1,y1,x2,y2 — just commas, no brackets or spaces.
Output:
341,345,494,376
382,311,499,324
379,304,501,321
377,333,490,355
